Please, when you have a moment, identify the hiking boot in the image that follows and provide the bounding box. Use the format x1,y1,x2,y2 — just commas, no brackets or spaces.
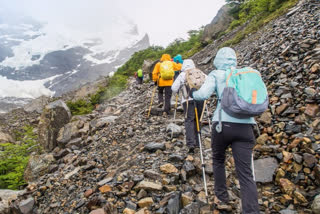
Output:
214,197,232,212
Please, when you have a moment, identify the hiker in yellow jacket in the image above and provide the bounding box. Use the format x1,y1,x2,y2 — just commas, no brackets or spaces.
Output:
152,54,179,115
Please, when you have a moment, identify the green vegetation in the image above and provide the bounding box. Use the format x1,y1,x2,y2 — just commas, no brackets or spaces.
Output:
222,0,299,47
66,85,106,115
0,126,40,190
67,99,95,115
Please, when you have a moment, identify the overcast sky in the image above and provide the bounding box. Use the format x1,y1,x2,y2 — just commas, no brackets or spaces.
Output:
2,0,226,47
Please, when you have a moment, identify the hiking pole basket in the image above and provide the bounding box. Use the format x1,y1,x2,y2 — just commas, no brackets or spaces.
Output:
147,86,157,118
194,100,209,202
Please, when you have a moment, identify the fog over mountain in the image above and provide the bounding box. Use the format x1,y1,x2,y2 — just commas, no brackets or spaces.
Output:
0,2,150,112
0,0,224,112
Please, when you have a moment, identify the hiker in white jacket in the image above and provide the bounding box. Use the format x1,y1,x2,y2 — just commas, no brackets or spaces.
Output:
171,59,205,153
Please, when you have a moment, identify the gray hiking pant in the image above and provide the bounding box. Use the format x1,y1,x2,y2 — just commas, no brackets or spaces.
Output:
158,86,172,113
183,101,204,148
211,122,259,214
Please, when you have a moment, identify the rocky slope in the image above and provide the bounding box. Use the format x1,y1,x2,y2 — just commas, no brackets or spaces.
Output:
1,0,320,213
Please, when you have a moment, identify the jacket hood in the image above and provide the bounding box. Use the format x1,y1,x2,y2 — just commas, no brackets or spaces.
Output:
174,54,183,64
161,54,171,61
181,59,195,72
213,47,237,70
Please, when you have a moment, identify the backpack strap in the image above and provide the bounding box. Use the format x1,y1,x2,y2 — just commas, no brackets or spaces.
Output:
216,68,233,133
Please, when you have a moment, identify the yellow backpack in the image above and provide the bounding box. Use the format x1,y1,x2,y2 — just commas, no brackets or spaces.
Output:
159,61,174,80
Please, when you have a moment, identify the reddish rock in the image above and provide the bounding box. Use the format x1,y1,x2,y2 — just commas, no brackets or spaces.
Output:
276,104,288,115
311,63,320,73
89,208,106,214
305,104,319,117
84,189,94,198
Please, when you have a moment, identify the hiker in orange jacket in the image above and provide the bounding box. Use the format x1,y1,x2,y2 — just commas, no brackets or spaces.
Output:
152,54,179,115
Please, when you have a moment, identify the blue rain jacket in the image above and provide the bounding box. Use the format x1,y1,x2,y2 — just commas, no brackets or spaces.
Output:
173,54,183,64
193,47,256,124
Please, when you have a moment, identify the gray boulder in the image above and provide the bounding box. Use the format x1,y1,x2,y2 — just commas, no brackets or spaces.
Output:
38,100,71,151
19,198,35,214
0,189,25,214
24,154,55,182
24,95,50,113
57,121,82,146
144,142,166,152
312,194,320,214
166,123,183,137
90,116,118,129
254,157,279,183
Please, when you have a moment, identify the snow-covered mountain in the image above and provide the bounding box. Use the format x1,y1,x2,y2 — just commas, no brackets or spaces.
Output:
0,13,150,112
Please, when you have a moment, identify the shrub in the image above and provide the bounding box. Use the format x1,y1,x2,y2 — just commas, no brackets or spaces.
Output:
0,126,40,189
67,99,94,115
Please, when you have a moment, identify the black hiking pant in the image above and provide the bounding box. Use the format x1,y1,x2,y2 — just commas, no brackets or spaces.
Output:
183,101,204,148
136,77,143,84
211,122,259,214
158,86,172,114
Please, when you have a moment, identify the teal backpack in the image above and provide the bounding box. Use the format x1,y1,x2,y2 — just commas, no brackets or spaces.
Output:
220,67,269,119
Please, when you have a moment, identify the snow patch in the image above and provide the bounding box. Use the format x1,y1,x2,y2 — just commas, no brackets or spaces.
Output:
0,75,59,99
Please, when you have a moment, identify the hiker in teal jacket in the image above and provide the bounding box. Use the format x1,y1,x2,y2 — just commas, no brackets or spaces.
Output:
191,47,259,213
173,54,183,80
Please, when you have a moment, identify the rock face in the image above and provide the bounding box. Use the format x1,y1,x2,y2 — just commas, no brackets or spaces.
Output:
202,4,235,42
0,190,25,214
38,100,71,151
254,158,279,183
24,154,55,182
142,59,153,80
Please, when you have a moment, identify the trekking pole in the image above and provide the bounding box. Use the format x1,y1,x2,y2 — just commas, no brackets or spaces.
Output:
147,86,157,118
171,93,179,139
194,100,209,202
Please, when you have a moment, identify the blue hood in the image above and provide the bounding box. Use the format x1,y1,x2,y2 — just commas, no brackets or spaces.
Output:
174,54,183,64
213,47,237,70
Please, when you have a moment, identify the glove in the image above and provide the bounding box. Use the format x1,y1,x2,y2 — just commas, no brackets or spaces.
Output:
189,88,196,98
